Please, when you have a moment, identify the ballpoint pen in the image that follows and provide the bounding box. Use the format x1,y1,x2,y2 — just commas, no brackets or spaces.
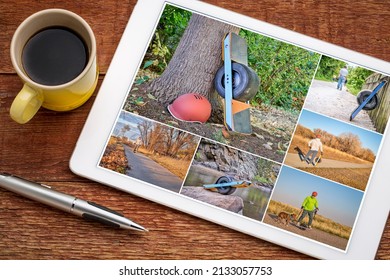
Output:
0,172,147,232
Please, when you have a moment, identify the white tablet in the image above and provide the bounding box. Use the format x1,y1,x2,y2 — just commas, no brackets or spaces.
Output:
70,0,390,259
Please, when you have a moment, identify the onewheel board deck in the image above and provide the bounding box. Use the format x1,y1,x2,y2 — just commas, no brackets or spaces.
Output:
70,0,390,259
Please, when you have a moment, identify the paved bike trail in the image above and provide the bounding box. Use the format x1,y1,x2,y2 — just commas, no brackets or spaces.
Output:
124,145,183,193
284,153,373,168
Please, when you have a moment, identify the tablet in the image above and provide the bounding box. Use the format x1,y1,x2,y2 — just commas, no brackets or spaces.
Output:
70,0,390,259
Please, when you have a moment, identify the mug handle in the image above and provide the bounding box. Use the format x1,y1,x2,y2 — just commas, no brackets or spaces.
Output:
10,84,44,124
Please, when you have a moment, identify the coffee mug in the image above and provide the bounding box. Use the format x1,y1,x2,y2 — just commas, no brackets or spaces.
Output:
10,9,98,124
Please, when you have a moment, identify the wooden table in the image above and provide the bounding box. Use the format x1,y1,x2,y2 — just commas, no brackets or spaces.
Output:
0,0,389,260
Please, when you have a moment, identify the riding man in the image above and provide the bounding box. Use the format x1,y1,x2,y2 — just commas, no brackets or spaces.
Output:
304,134,323,166
133,136,142,153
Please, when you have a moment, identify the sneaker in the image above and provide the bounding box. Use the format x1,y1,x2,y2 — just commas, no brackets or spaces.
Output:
308,226,312,229
296,222,300,226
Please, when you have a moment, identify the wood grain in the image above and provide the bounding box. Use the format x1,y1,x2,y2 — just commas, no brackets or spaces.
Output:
0,0,389,260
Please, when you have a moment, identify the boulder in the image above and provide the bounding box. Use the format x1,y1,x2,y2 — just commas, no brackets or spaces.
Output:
181,186,243,214
196,141,259,179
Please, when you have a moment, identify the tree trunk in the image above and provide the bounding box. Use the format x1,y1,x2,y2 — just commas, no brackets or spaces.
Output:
147,13,240,119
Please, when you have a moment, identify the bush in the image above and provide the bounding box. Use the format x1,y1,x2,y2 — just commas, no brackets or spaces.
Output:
240,30,321,111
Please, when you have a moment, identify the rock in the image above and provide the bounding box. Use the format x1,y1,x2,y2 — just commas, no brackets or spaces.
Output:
254,133,265,140
263,143,273,150
202,161,219,170
196,140,260,179
250,107,298,140
181,186,244,214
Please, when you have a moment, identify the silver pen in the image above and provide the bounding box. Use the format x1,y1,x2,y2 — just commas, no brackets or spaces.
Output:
0,172,147,232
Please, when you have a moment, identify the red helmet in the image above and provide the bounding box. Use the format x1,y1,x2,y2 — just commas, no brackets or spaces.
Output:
167,93,212,123
312,191,318,197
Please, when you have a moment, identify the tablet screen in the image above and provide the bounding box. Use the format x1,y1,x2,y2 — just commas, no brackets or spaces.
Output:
97,2,389,253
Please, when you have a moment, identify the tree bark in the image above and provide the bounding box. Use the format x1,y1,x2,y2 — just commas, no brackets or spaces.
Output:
147,13,240,115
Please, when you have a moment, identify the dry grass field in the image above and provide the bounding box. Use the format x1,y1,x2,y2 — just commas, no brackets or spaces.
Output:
288,135,369,164
100,137,192,179
266,200,352,239
145,151,192,179
299,167,371,191
288,135,372,190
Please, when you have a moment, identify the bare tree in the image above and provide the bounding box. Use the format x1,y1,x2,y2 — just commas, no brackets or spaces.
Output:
169,131,195,157
120,124,131,139
338,132,362,155
148,123,165,153
137,120,153,147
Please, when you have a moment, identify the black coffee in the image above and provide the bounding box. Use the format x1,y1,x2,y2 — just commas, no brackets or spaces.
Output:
22,27,88,86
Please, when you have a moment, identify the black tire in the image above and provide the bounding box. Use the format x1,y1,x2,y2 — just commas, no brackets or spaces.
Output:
214,62,260,102
357,90,378,110
215,176,236,195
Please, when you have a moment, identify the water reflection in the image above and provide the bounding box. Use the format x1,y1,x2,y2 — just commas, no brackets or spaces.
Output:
235,187,271,221
183,165,272,221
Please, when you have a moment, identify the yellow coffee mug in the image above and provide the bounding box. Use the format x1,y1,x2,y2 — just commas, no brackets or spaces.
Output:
10,9,98,124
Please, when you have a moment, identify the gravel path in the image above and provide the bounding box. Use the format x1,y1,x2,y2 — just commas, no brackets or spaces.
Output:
304,80,376,132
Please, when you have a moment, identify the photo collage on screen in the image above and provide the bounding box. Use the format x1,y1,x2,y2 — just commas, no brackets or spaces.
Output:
98,3,390,251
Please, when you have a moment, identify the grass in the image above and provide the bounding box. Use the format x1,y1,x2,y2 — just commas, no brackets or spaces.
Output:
300,167,371,191
267,200,352,239
140,148,191,179
211,129,228,145
100,137,192,179
288,135,369,164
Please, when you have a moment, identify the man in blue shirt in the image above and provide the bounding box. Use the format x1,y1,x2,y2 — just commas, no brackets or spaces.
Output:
337,65,348,91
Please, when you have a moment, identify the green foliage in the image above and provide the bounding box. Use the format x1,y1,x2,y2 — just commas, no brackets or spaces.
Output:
211,130,228,144
135,75,150,85
144,5,321,111
315,55,373,95
194,152,202,161
146,5,192,73
253,175,269,184
346,67,373,95
143,60,154,69
239,30,321,111
315,55,345,81
256,159,277,184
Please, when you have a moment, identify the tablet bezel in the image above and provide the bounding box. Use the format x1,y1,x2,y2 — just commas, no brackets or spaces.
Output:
70,0,390,259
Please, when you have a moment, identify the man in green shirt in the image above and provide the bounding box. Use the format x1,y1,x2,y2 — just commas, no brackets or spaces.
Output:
297,191,319,229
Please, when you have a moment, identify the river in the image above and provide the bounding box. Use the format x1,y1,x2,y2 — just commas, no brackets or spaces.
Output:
183,165,272,221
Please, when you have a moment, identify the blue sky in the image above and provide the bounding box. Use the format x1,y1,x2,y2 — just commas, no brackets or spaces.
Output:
271,166,364,227
298,109,382,155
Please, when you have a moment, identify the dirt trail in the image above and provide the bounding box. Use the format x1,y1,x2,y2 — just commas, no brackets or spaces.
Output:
264,214,349,250
304,80,376,131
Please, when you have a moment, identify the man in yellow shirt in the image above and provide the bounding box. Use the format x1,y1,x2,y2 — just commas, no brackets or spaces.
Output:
297,191,319,229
